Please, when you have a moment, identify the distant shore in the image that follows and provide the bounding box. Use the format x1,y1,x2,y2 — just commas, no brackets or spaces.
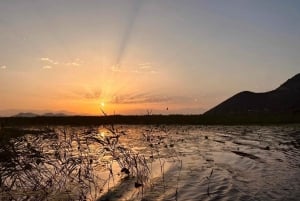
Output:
1,114,300,126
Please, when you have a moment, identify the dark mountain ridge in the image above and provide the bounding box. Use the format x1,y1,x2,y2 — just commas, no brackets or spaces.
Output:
204,73,300,116
13,112,67,117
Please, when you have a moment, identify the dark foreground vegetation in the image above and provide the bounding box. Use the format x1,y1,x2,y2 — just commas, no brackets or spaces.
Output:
0,125,154,200
1,113,300,126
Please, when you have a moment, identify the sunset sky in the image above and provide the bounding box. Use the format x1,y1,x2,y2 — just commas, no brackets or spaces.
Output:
1,0,300,116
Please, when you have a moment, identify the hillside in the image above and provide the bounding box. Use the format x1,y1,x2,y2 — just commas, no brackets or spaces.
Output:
13,112,67,117
204,74,300,117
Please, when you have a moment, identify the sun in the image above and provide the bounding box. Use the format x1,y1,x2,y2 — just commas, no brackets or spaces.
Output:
100,102,105,107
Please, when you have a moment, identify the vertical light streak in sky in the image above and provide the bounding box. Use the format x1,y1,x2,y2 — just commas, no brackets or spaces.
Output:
115,0,142,68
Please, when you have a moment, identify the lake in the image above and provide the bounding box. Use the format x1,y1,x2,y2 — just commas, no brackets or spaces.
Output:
0,125,299,201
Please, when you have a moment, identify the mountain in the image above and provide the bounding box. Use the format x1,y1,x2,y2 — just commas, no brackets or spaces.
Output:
43,113,67,117
204,73,300,117
13,112,39,117
13,112,67,117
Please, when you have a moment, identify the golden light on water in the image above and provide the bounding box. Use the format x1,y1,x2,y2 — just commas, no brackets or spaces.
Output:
100,131,105,138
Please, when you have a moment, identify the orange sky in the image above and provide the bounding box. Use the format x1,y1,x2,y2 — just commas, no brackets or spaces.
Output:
1,1,299,116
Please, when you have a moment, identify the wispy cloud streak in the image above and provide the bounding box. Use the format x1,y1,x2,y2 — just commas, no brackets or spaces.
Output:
42,65,52,69
115,0,143,67
111,62,158,74
110,93,171,104
40,57,83,68
40,57,58,65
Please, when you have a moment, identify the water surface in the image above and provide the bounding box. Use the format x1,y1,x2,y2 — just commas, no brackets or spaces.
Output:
0,125,299,201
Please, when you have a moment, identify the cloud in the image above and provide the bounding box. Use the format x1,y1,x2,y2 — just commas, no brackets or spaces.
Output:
137,63,158,73
40,57,82,67
108,92,197,107
83,90,102,100
65,62,80,66
1,65,7,69
111,65,126,73
134,69,159,74
42,65,52,69
138,63,152,69
40,57,59,65
110,93,172,104
111,62,159,74
65,59,83,66
64,88,102,100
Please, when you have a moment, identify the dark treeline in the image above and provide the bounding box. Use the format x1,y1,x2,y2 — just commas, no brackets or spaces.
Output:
0,115,202,126
1,113,300,126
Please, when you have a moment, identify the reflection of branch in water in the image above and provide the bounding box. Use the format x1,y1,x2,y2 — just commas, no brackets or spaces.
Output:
207,168,214,196
175,159,183,201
